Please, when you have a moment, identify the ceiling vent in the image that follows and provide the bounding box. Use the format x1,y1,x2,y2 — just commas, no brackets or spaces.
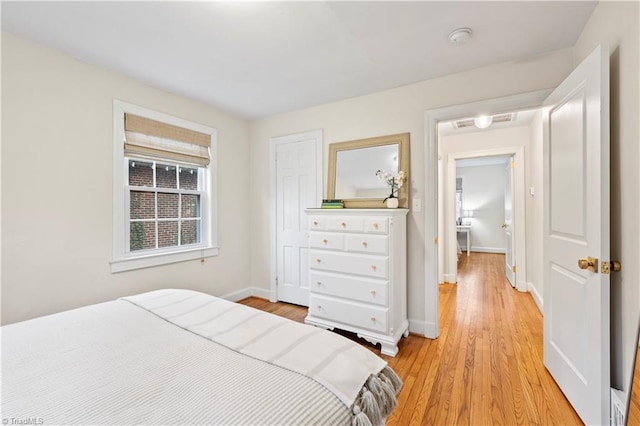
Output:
452,112,517,129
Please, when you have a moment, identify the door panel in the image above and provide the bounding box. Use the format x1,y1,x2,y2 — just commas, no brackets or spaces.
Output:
543,45,609,425
276,138,319,306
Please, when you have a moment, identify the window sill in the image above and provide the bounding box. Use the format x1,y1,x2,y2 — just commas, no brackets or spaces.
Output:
111,246,219,273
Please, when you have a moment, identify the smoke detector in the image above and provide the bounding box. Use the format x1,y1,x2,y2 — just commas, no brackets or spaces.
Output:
448,28,472,45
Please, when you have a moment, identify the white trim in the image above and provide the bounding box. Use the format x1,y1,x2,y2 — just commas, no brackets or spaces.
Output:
221,286,276,302
424,89,552,338
528,282,544,314
112,100,218,273
111,247,219,273
408,319,425,335
440,273,457,284
268,130,323,303
470,246,506,254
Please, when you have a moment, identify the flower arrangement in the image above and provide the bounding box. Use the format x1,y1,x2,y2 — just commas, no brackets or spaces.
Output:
376,169,407,203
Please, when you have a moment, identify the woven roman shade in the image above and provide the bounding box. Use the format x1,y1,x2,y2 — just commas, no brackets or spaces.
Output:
124,114,210,166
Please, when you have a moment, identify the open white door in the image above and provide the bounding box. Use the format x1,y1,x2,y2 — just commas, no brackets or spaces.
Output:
543,45,610,425
504,157,515,287
275,134,321,306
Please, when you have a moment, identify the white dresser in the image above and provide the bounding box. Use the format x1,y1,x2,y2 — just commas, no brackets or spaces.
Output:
304,208,409,356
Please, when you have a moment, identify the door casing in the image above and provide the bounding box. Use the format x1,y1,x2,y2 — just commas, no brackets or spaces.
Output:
424,89,551,338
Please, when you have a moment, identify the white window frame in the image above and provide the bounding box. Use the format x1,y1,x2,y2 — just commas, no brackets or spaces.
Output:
111,100,218,273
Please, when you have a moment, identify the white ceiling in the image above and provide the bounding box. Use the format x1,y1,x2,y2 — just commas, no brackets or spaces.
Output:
1,1,597,118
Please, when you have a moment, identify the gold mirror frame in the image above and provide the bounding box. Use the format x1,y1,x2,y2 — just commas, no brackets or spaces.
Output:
327,133,410,208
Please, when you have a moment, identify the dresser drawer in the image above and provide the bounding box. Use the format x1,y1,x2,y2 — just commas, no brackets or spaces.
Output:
365,218,388,234
308,216,326,231
309,232,345,250
326,217,364,233
310,271,388,306
310,250,388,279
345,234,389,255
309,295,388,333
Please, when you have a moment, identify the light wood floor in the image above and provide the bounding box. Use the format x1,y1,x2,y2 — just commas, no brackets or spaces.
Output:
629,347,640,425
239,253,582,425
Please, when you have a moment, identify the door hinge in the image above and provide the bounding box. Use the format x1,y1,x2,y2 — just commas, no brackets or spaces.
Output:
275,277,278,286
511,161,515,169
434,236,438,245
512,265,517,273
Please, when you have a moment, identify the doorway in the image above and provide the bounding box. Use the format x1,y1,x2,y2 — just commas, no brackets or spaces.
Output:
423,90,550,339
451,155,514,283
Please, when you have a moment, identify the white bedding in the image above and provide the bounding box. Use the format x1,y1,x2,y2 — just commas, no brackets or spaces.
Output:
1,290,401,425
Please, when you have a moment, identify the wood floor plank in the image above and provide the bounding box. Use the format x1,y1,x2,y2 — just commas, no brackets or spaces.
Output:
238,252,583,425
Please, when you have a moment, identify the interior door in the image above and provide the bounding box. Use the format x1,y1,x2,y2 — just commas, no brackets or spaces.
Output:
504,157,515,287
543,45,610,425
276,138,319,306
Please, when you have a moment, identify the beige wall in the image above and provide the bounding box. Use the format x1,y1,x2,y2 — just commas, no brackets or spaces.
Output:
1,33,252,324
573,1,640,392
249,49,575,329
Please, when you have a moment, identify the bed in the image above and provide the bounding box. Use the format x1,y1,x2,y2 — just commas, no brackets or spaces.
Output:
1,289,401,425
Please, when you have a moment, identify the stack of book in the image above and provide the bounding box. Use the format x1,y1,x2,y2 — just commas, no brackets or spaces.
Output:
321,199,344,209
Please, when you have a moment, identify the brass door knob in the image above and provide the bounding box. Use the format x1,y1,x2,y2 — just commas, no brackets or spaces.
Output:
501,223,508,229
578,257,598,273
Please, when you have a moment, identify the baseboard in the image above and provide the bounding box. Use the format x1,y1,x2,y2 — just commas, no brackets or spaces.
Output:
408,319,424,335
528,282,543,313
441,273,456,284
470,246,506,254
221,287,270,302
423,321,439,339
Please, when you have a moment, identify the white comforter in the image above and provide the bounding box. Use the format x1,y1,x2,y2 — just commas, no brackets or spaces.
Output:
1,289,400,425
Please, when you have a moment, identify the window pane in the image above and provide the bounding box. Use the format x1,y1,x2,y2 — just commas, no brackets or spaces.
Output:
156,164,177,189
181,220,200,245
181,194,200,218
157,192,178,218
130,191,155,220
158,221,179,248
130,222,155,251
129,160,153,187
179,166,199,190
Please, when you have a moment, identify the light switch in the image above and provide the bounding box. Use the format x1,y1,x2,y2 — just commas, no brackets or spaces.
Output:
412,198,422,212
529,187,535,196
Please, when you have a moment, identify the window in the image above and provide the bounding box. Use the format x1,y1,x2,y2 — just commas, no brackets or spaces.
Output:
127,160,203,252
112,101,218,273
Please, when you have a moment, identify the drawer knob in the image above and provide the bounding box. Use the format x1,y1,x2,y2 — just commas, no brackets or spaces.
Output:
373,223,379,229
371,265,377,271
317,305,322,309
371,290,376,296
316,281,322,286
341,222,346,228
316,259,321,263
323,239,328,244
371,317,376,322
313,221,318,226
362,241,368,248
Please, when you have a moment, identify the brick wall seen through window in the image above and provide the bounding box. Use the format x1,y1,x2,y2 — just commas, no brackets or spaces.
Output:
128,159,201,251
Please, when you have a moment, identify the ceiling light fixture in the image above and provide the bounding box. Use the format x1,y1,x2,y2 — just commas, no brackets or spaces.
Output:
474,115,493,129
448,27,472,45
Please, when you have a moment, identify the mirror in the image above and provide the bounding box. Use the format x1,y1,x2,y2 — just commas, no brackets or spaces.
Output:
327,133,410,208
